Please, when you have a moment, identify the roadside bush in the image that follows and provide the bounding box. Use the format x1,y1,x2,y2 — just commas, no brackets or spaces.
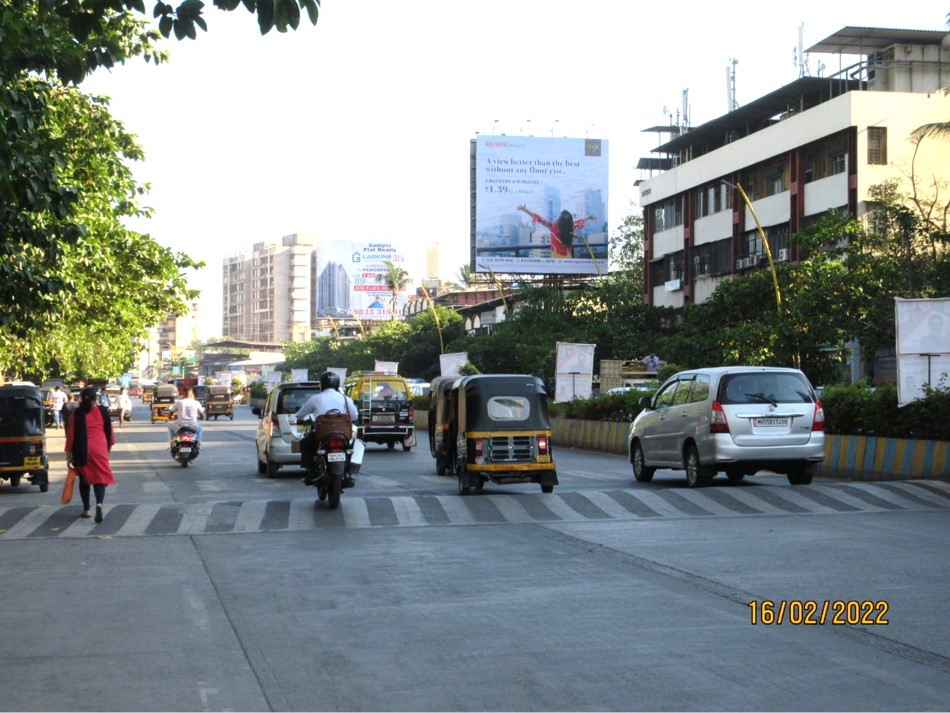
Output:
820,382,950,440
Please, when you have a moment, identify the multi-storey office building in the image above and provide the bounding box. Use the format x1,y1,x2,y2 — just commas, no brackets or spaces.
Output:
222,233,315,343
639,26,950,312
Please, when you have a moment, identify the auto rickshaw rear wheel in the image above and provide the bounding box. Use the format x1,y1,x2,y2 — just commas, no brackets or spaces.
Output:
387,441,396,450
435,453,447,476
456,461,470,495
541,484,554,493
9,475,20,488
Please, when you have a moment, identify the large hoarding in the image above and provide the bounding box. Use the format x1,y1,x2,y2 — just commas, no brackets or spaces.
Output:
315,240,421,322
472,135,608,275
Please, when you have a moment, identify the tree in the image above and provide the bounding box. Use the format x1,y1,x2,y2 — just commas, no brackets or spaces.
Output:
0,1,319,379
376,260,412,322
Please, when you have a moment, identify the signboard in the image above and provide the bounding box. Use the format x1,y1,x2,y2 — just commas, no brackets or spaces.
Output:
895,297,950,405
440,352,468,377
291,368,310,383
315,240,423,322
554,342,595,403
473,135,608,275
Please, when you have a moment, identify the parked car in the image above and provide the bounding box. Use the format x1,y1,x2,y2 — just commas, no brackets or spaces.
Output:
255,381,322,477
628,366,824,487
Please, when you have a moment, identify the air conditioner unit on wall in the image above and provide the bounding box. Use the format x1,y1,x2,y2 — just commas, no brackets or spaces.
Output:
778,248,789,261
735,258,744,271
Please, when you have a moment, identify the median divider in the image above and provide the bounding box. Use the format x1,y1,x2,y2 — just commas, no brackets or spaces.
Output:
415,411,947,480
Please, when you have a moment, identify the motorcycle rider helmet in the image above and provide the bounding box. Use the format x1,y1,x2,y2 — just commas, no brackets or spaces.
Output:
319,371,340,391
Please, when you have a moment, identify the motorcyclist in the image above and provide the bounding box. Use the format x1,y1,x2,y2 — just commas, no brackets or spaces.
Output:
168,388,205,446
296,371,361,484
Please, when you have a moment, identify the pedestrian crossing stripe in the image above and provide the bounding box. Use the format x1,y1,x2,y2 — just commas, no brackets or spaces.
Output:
0,480,948,540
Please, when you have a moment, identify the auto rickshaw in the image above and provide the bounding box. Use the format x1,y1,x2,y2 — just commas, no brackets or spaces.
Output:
0,384,50,492
150,384,179,423
205,385,234,420
428,374,557,495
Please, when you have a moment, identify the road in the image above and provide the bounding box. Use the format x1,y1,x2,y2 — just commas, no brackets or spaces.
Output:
1,401,949,711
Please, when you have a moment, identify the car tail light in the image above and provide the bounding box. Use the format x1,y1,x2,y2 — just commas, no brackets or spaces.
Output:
537,435,549,456
271,412,281,435
812,400,825,431
710,401,730,433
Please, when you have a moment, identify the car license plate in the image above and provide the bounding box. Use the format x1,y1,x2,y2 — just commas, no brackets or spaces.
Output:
373,414,395,423
327,452,346,462
753,417,789,427
24,456,41,467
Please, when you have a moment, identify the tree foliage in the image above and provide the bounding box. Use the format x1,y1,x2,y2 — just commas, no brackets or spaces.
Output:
0,0,319,380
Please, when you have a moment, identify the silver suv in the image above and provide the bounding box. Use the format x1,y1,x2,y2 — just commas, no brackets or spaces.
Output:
255,382,322,477
628,366,824,487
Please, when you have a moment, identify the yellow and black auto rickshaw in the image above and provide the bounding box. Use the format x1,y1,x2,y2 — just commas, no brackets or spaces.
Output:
428,374,557,495
0,384,50,492
205,385,234,420
150,384,179,423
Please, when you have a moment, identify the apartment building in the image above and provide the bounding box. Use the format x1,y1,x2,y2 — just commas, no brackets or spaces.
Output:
639,26,950,309
222,233,315,343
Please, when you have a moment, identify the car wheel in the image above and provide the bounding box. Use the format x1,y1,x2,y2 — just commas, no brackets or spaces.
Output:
726,470,746,482
685,445,713,488
787,464,814,485
257,452,266,474
631,441,655,483
9,475,20,488
541,484,554,493
266,457,280,478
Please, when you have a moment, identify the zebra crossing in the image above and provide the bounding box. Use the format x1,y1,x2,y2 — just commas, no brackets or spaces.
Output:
1,479,948,540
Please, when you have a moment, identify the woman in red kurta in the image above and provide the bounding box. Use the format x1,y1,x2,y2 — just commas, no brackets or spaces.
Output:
66,386,115,522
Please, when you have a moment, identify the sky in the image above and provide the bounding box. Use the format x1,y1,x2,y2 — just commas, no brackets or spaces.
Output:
81,1,948,339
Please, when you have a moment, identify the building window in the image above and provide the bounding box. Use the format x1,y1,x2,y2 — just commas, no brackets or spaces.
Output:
804,135,848,183
695,180,732,218
868,126,887,165
653,197,684,232
743,158,789,200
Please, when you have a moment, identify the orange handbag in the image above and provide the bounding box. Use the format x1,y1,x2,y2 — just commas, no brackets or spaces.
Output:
60,466,78,504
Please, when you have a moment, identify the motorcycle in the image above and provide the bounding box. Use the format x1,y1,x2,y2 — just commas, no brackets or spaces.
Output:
170,425,200,467
297,414,364,510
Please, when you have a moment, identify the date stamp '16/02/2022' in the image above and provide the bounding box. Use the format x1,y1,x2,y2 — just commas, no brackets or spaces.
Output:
747,600,889,625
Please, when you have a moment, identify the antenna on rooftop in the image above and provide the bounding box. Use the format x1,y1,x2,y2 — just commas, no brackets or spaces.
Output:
727,58,738,112
796,23,809,77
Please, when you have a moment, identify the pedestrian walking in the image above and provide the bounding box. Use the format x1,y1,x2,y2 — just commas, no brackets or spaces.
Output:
62,390,79,432
117,387,132,427
49,386,67,429
65,386,115,522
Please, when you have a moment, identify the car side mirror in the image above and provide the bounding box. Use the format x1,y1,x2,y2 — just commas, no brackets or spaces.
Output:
639,396,652,408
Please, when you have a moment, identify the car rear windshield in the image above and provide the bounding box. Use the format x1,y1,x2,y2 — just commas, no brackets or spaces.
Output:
719,373,814,405
277,388,320,414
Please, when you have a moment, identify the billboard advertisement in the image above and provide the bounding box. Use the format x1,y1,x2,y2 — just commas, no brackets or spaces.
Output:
473,135,608,275
895,297,950,406
315,240,422,322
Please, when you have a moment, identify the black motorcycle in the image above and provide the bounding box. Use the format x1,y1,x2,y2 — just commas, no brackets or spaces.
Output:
299,415,357,510
170,426,200,467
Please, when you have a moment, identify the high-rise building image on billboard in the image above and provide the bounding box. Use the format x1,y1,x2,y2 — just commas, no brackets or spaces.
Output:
472,135,609,276
317,261,352,317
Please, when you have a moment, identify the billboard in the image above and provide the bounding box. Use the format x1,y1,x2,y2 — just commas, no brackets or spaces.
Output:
315,240,422,322
473,135,608,275
895,297,950,405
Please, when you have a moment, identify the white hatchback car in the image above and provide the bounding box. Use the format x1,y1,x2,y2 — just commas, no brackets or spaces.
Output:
255,381,322,478
628,366,824,487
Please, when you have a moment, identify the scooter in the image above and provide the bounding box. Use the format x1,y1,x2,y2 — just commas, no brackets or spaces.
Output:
171,426,200,467
298,418,364,510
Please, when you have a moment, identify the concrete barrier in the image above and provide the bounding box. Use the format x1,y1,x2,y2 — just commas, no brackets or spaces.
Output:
416,411,948,480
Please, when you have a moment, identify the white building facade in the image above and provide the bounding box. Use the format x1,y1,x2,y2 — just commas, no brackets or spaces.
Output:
639,27,950,309
222,233,316,343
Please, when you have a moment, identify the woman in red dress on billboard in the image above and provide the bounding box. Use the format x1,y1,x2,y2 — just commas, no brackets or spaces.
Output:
517,204,596,258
